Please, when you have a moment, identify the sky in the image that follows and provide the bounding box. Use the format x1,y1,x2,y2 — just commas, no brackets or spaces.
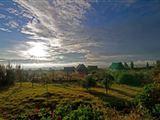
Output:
0,0,160,68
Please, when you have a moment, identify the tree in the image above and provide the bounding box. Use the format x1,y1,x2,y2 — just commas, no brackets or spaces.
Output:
84,74,96,90
42,73,49,93
16,65,23,87
130,61,134,69
0,65,5,87
146,62,149,69
156,60,160,68
124,62,129,69
153,61,160,83
6,64,16,86
102,73,114,94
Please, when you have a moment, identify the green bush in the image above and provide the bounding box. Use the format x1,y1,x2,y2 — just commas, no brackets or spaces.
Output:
109,70,153,86
152,104,160,117
83,75,96,90
63,106,103,120
54,104,73,119
134,83,160,118
118,73,142,86
17,103,104,120
0,64,16,88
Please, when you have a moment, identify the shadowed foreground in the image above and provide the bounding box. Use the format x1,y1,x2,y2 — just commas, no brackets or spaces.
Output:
0,82,142,119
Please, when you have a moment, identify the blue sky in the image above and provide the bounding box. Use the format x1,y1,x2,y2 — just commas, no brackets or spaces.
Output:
0,0,160,68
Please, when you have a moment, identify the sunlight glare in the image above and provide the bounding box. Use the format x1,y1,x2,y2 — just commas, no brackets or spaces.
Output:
25,42,49,60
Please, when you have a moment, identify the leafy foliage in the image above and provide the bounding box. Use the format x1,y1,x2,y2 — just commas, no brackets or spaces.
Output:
83,74,96,90
63,106,103,120
109,70,152,86
16,104,103,120
102,73,114,93
134,83,160,118
130,61,134,69
0,64,16,88
118,73,142,86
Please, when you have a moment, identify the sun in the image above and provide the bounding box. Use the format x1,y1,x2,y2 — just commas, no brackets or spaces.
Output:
25,42,49,59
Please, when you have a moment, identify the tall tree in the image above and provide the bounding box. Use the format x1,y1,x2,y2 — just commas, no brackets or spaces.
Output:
146,62,149,69
0,65,5,87
130,61,134,69
16,65,23,87
6,64,16,86
124,62,129,69
102,73,114,94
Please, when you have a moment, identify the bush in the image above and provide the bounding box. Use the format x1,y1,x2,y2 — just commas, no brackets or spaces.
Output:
83,75,96,90
134,83,160,118
63,106,103,120
17,103,104,120
118,73,142,86
109,70,153,86
0,64,16,88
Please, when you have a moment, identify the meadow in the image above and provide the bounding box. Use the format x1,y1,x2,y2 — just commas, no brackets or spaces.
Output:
0,62,160,120
0,82,141,120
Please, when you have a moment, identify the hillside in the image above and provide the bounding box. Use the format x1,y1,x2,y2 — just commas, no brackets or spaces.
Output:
0,82,141,119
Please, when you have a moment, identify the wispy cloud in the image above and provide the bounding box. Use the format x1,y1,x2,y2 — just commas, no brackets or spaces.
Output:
0,13,5,19
0,27,11,32
0,0,159,67
5,20,19,29
12,0,93,63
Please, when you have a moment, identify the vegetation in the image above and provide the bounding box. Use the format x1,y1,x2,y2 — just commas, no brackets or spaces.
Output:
109,70,153,86
102,73,114,94
0,61,159,119
130,61,134,69
16,103,103,120
0,82,142,119
0,64,16,89
134,83,160,118
83,74,96,90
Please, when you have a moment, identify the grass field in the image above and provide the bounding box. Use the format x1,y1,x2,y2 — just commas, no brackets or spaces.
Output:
0,82,142,119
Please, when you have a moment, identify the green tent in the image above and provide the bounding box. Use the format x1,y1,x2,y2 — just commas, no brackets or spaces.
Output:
109,62,125,70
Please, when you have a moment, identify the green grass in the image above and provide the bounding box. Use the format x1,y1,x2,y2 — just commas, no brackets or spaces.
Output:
0,82,142,119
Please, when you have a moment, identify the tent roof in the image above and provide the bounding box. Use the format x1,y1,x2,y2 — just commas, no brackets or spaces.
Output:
109,62,125,70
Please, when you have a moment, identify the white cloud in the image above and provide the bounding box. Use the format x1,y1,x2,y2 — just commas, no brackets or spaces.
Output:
3,0,154,67
0,14,5,19
0,27,11,32
12,0,92,63
6,20,19,29
10,0,139,65
7,8,17,14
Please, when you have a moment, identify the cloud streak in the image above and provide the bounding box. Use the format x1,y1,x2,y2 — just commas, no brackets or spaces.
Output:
0,0,160,67
12,0,94,64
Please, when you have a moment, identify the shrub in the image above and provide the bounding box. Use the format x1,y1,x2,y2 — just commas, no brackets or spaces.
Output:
152,104,160,117
134,83,160,118
0,64,16,88
110,70,153,86
63,106,103,120
118,73,142,86
83,74,96,90
17,103,104,120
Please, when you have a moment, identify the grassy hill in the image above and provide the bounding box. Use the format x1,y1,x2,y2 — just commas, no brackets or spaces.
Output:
0,82,142,119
